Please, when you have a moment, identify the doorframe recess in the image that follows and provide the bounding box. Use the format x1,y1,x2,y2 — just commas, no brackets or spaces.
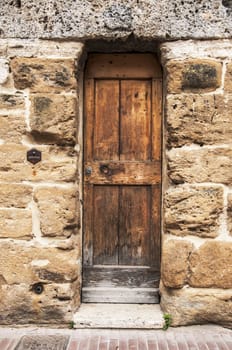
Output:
78,43,164,307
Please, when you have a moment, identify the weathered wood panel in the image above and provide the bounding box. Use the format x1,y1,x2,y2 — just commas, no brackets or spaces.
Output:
82,287,160,304
119,186,150,265
83,266,160,288
85,54,162,79
84,161,161,185
94,80,119,160
93,186,119,265
120,80,151,161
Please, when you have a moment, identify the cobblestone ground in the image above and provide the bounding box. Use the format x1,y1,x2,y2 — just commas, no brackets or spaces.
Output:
0,325,231,350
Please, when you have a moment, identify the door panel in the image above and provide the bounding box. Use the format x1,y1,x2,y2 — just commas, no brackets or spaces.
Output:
94,80,119,160
93,185,119,265
83,54,162,303
120,80,151,161
119,186,150,266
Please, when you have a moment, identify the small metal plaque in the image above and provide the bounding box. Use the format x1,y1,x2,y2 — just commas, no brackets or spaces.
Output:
27,148,41,165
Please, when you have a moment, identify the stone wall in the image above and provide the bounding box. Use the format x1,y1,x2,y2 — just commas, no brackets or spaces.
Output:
0,36,231,328
1,0,232,40
160,40,232,327
0,40,83,324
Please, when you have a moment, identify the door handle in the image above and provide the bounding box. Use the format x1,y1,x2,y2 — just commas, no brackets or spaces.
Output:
85,166,92,175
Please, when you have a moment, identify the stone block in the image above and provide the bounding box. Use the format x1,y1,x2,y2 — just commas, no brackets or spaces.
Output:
0,114,26,142
0,209,32,240
0,283,75,324
0,144,77,183
166,94,232,147
0,184,32,208
0,59,9,85
166,59,222,93
227,193,232,236
189,241,232,288
160,282,232,328
34,187,78,238
10,58,77,92
168,147,232,185
30,94,77,145
0,92,25,109
0,242,79,285
161,239,193,288
224,61,232,92
165,185,223,238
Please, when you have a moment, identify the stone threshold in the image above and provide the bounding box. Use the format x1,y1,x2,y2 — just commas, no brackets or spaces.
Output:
73,303,164,329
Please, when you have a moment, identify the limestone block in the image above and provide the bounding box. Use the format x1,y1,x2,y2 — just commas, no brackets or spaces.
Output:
0,209,32,240
0,184,32,208
7,39,83,58
161,239,193,288
166,94,232,147
0,144,77,183
30,94,77,145
168,147,232,185
166,59,222,93
189,241,232,288
11,58,77,92
0,92,25,109
160,283,232,328
224,62,232,92
0,283,75,324
0,114,26,142
0,59,9,85
0,242,79,285
34,187,78,238
165,185,223,238
1,1,232,41
227,193,232,236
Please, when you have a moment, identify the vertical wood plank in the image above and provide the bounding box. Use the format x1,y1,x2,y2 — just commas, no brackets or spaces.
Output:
152,79,162,161
119,186,150,266
120,80,151,161
83,183,94,265
150,184,161,268
84,79,94,162
94,80,119,160
93,185,119,265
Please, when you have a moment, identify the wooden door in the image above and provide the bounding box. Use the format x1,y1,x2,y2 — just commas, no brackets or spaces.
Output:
83,54,162,303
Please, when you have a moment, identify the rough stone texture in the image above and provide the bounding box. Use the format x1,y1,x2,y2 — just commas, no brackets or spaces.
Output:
30,94,77,145
161,39,232,61
0,113,26,142
224,61,232,92
6,40,84,59
0,144,77,183
161,239,193,288
166,59,222,93
17,335,69,350
189,241,232,289
165,185,223,238
0,283,76,324
1,1,232,40
0,92,25,110
34,187,78,238
11,58,77,92
168,147,232,185
0,59,9,85
0,242,79,285
0,209,32,240
0,184,32,208
166,94,232,147
227,193,232,236
160,283,232,328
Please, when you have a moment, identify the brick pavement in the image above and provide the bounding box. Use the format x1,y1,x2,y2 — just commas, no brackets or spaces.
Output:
0,325,231,350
